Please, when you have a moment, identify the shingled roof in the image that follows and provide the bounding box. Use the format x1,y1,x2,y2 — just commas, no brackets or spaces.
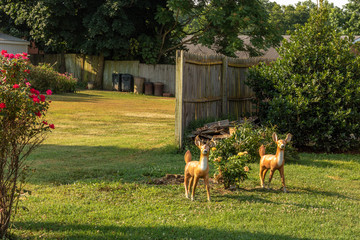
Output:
186,35,360,60
0,32,30,45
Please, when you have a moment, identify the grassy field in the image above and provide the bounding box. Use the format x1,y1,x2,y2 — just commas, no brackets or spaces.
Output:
9,90,360,239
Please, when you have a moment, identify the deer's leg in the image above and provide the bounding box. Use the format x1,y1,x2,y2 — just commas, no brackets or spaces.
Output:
268,169,275,189
184,174,189,198
260,167,268,188
188,176,193,195
204,175,211,202
279,167,287,193
191,175,200,201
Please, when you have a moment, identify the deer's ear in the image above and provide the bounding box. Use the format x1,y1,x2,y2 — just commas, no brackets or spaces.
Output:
194,136,202,148
285,133,292,143
272,133,278,142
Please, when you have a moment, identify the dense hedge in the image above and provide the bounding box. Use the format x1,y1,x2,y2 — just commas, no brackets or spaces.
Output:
246,6,360,152
28,63,77,93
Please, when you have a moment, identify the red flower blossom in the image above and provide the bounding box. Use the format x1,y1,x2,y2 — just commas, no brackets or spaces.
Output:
0,103,5,109
1,50,7,55
42,121,48,125
49,124,55,129
35,111,41,117
13,84,20,89
46,89,53,95
40,94,46,102
24,69,30,74
30,88,40,95
32,97,40,103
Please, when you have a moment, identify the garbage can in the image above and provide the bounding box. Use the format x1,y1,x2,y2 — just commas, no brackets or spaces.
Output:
134,77,145,94
154,82,164,96
112,73,121,91
144,82,154,95
121,74,134,92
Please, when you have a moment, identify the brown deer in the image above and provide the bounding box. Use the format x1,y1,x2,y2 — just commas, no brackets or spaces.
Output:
184,136,214,201
259,133,292,193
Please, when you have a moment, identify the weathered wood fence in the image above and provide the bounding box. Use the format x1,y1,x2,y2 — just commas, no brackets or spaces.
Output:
30,54,176,95
175,50,272,148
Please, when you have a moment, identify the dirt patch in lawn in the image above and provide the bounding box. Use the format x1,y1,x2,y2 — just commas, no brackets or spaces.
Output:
147,174,218,185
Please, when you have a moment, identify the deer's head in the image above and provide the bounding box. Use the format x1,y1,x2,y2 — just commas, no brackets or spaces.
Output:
272,133,292,150
195,136,215,155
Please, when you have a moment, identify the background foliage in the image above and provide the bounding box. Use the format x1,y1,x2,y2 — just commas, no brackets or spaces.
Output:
247,5,360,152
28,63,77,93
0,0,281,64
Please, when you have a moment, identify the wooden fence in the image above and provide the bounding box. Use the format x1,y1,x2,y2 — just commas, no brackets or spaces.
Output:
30,54,176,95
175,50,272,148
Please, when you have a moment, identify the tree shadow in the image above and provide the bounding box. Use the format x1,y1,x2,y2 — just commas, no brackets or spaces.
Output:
26,144,183,185
11,221,313,240
289,153,360,169
49,92,104,103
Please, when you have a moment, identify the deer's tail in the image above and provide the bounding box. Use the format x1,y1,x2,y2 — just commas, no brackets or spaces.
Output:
184,150,192,164
259,145,266,158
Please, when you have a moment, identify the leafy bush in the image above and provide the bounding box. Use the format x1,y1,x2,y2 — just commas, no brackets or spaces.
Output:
246,6,360,152
28,63,77,93
210,120,298,189
0,50,54,237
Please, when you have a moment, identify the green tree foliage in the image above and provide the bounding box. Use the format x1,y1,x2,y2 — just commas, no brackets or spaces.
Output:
263,0,316,34
247,5,360,152
0,0,281,64
342,0,360,35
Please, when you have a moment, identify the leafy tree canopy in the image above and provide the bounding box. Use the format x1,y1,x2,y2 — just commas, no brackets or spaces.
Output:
247,2,360,152
0,0,281,63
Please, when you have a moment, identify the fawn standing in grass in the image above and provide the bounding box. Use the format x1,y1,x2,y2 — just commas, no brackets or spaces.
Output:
184,136,214,201
259,133,292,192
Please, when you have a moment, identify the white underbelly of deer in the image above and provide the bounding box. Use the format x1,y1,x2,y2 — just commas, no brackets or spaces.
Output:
200,157,208,171
277,151,284,167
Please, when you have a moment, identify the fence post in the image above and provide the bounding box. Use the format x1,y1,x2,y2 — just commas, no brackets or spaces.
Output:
175,50,184,148
222,56,228,116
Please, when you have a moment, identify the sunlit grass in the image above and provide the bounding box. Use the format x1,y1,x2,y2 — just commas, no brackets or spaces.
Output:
9,90,360,239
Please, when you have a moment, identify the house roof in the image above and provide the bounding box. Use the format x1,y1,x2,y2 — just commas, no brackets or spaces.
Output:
186,35,360,60
0,32,30,45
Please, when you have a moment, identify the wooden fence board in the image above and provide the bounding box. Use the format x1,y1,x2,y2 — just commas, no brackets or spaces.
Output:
175,50,273,148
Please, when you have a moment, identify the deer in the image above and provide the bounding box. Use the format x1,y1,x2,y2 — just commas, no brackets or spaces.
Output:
259,133,292,193
184,136,215,201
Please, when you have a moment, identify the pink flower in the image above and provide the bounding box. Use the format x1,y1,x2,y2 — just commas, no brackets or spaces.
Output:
24,69,30,74
13,84,20,89
0,103,5,109
26,82,31,87
40,94,46,102
4,53,9,58
46,89,53,95
8,54,14,59
32,97,40,103
15,54,21,59
49,124,55,129
22,52,28,56
30,88,40,95
35,111,41,117
1,50,7,55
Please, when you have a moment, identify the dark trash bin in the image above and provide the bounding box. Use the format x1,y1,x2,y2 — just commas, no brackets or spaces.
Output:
121,74,134,92
144,82,154,95
154,82,164,96
112,73,121,91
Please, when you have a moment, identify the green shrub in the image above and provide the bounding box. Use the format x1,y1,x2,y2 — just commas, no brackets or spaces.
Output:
28,63,77,93
209,120,298,189
246,6,360,152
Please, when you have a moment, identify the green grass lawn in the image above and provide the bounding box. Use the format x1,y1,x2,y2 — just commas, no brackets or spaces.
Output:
9,90,360,239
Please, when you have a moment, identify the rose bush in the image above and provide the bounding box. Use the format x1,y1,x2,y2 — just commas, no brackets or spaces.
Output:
0,50,54,237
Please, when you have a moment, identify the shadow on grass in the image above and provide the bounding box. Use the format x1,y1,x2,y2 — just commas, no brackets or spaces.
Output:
291,153,360,169
50,92,104,103
218,185,359,208
11,221,312,240
27,144,183,185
